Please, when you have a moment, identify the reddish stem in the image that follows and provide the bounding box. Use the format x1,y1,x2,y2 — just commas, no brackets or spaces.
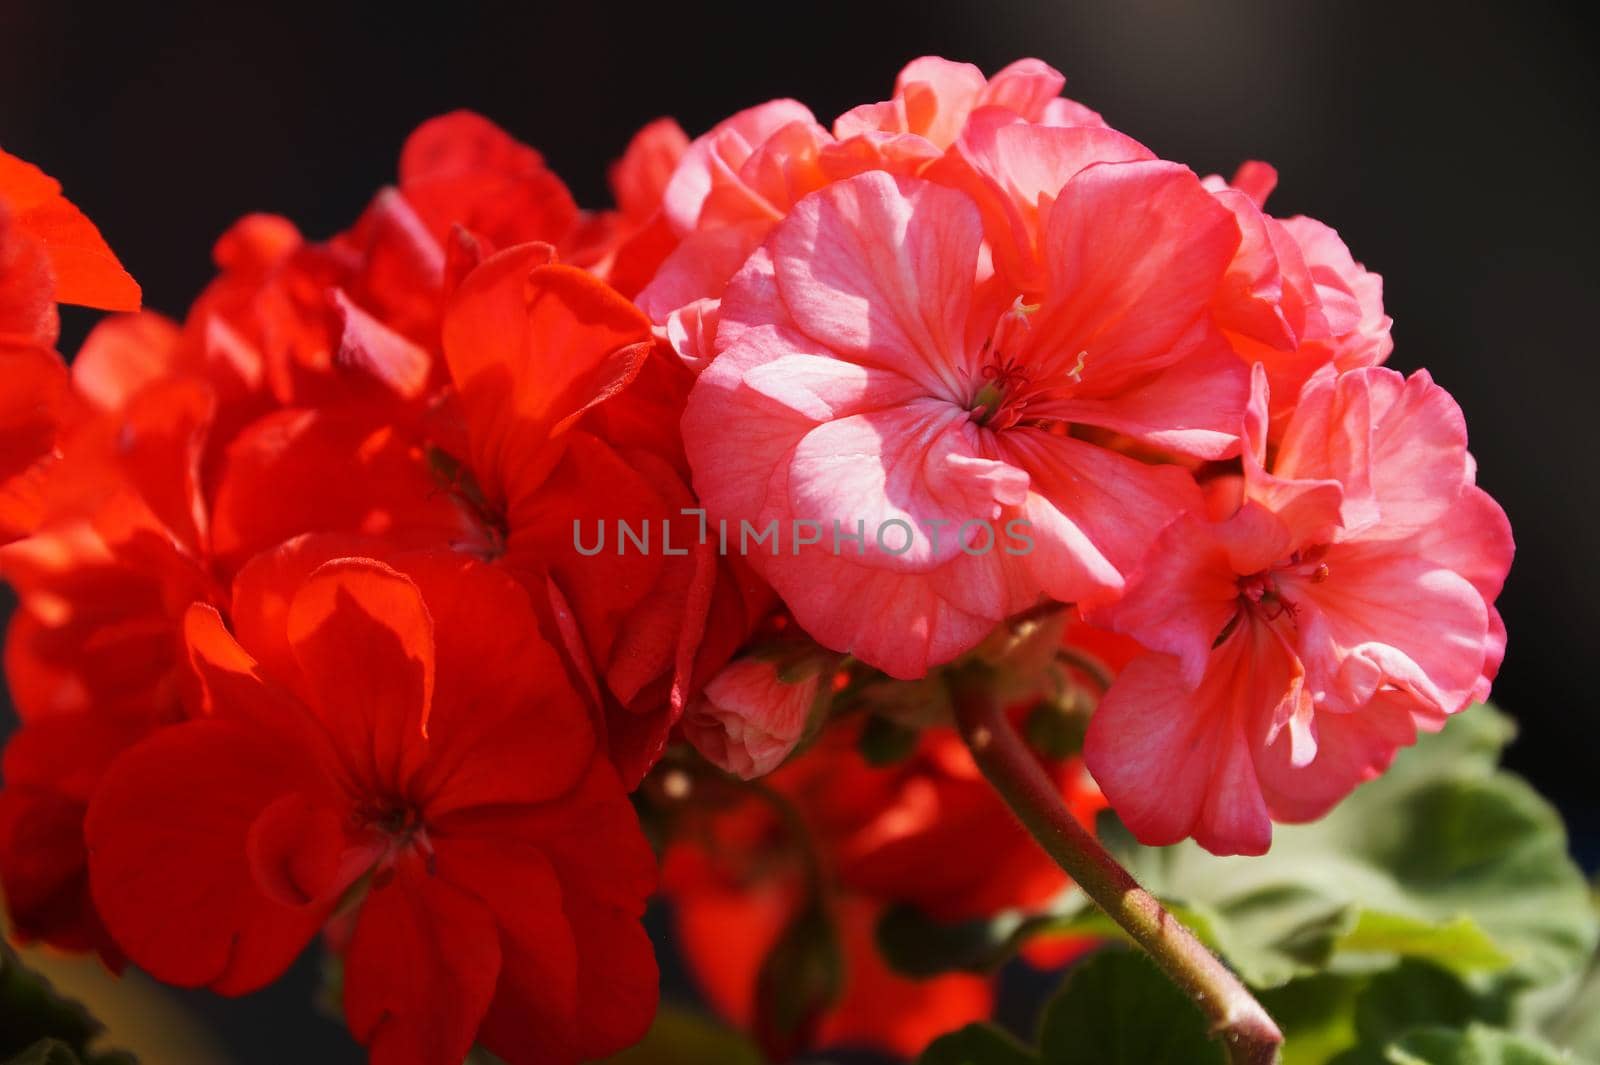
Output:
949,666,1282,1065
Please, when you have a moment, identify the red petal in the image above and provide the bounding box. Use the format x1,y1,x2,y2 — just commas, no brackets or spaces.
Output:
84,719,331,993
442,246,652,489
399,111,580,251
434,838,583,1065
609,118,690,221
330,288,432,399
0,149,141,311
343,852,501,1065
228,532,399,688
0,343,69,485
246,792,352,908
209,405,472,575
397,551,595,816
0,204,56,343
285,557,435,794
436,760,658,1062
69,311,183,412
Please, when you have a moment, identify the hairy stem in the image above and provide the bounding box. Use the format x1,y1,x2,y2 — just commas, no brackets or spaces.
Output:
949,666,1282,1065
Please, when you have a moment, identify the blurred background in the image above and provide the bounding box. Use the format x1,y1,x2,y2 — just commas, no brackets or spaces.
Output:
2,1,1596,1061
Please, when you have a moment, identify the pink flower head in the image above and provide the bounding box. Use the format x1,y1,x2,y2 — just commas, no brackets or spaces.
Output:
1084,365,1511,855
684,152,1247,679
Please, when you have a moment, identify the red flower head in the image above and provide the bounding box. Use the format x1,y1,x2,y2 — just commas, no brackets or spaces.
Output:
84,539,657,1065
211,241,765,785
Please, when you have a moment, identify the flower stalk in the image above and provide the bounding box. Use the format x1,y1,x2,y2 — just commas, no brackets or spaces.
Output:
948,664,1283,1065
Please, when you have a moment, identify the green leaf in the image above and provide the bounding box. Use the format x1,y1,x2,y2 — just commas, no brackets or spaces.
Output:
1352,962,1513,1049
4,1042,84,1065
753,900,844,1061
919,1023,1038,1065
1261,959,1524,1064
1384,1024,1580,1064
1541,942,1600,1059
858,714,922,767
1037,949,1225,1064
918,950,1228,1064
597,1006,763,1065
877,895,1085,977
1337,913,1509,972
1259,972,1366,1065
0,945,132,1064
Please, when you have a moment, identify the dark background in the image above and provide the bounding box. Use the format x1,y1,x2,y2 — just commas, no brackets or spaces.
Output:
2,2,1596,1062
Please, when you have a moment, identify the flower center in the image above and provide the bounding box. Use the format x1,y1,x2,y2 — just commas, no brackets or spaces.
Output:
427,445,508,560
972,352,1032,428
358,797,436,875
1219,545,1331,644
968,297,1090,431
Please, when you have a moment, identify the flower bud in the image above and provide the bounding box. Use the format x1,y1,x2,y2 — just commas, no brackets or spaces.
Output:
682,645,839,779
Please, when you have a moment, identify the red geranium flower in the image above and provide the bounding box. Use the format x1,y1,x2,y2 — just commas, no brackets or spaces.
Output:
85,540,657,1065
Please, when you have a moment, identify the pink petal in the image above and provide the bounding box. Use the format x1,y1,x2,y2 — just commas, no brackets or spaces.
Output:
1292,536,1491,717
770,172,983,400
978,59,1068,120
1230,161,1279,209
1254,690,1421,824
682,656,824,779
663,99,818,234
932,119,1153,291
1240,364,1345,543
1086,617,1300,856
1084,508,1256,685
661,297,722,374
1409,484,1514,603
1039,342,1250,459
1027,160,1241,394
1276,367,1471,539
786,400,1026,573
1000,429,1204,609
637,222,765,359
1278,215,1392,368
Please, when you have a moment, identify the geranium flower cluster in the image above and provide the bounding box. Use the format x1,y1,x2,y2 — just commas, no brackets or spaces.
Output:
0,55,1510,1064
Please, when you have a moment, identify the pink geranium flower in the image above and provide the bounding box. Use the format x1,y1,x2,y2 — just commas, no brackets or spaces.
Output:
683,151,1246,679
1084,365,1511,855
